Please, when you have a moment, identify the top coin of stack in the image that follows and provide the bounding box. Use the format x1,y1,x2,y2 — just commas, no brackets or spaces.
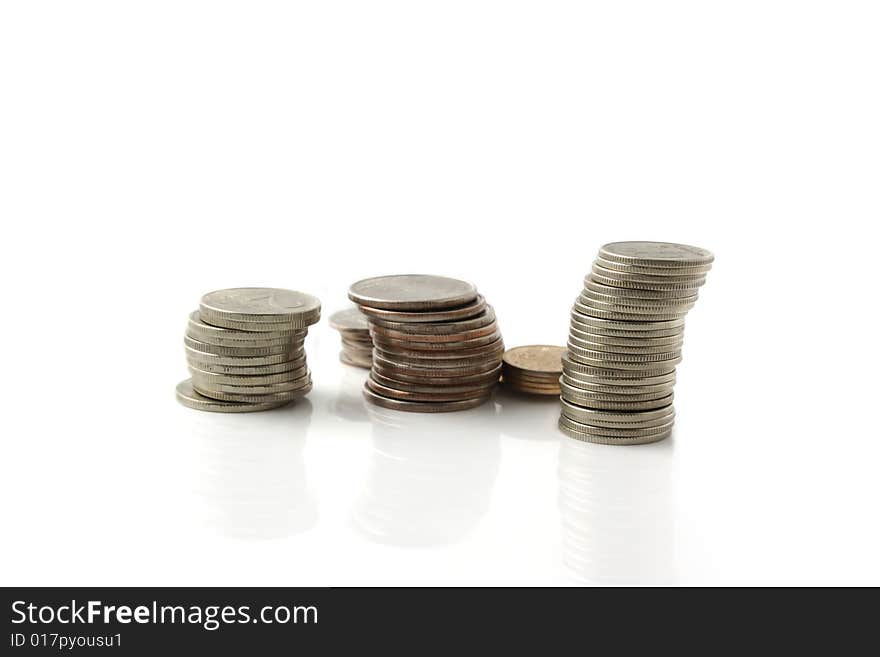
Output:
176,287,321,412
502,345,566,395
559,242,713,444
348,275,504,412
329,307,373,369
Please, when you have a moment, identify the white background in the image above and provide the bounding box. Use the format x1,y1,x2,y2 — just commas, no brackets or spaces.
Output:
1,1,878,586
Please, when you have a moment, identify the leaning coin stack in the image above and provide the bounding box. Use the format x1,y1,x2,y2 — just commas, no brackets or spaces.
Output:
502,345,566,396
329,307,373,369
559,242,713,444
349,275,504,412
176,287,321,412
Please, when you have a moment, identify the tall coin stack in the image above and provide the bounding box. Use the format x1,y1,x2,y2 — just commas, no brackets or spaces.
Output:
559,242,713,444
176,287,321,412
349,275,504,412
329,307,373,369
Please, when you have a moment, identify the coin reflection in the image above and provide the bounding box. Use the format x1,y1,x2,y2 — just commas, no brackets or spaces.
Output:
189,400,317,539
558,436,674,584
353,401,501,547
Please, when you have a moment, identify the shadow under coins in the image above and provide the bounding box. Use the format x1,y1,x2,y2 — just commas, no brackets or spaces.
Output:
352,399,502,548
558,435,675,585
493,385,562,441
188,399,317,540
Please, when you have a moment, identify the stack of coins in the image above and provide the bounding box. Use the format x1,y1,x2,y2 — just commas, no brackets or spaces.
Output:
176,287,321,412
502,345,565,395
329,307,373,369
559,242,713,444
349,275,503,412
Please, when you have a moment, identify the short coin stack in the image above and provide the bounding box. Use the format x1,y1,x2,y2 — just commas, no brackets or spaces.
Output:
176,287,321,412
559,242,713,444
502,345,565,395
329,307,373,369
349,275,504,412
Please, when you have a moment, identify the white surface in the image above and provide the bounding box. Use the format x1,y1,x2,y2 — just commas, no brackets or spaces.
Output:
2,1,879,586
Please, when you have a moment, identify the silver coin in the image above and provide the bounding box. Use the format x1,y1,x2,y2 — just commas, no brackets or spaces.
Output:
188,355,306,375
578,293,697,313
184,334,301,357
561,353,676,378
583,278,700,300
187,364,309,386
185,344,304,367
579,288,698,308
194,380,312,403
570,312,685,332
559,383,674,403
569,323,684,346
187,311,306,346
598,241,714,267
199,288,321,328
566,342,682,363
595,256,712,277
329,307,370,332
573,300,690,322
590,269,706,292
558,415,674,444
175,379,290,413
568,333,684,354
560,399,676,427
368,307,497,334
560,373,676,393
192,372,312,395
348,274,478,311
357,295,487,323
561,387,674,410
362,383,491,413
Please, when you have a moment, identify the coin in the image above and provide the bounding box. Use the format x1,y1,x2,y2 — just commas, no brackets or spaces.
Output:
560,374,675,395
194,380,312,403
598,241,714,267
369,307,497,334
366,376,493,402
595,257,712,277
329,307,370,332
372,361,502,385
362,384,491,413
573,300,690,322
357,295,487,323
583,278,699,300
569,324,684,346
188,364,309,386
568,334,684,354
192,372,312,396
370,370,497,394
175,379,290,413
561,353,676,377
502,345,566,375
372,352,501,377
349,275,477,311
188,356,306,376
371,332,503,354
187,312,306,346
566,343,682,364
200,288,321,328
370,320,499,343
590,269,706,292
185,344,303,367
558,415,674,444
184,334,300,357
559,399,675,427
579,289,698,308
